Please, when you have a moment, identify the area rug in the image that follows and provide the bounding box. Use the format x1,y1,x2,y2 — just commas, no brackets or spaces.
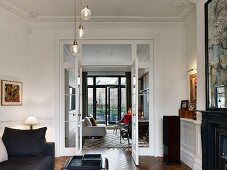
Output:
83,130,130,150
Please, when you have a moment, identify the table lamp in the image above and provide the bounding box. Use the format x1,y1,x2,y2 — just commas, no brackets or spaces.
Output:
24,116,39,130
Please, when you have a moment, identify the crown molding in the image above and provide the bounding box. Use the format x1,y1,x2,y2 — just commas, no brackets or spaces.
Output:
29,22,185,31
32,16,184,23
0,0,31,21
0,0,195,23
180,4,195,20
186,0,198,4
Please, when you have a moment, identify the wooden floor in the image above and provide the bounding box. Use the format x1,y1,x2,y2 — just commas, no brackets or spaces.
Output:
55,148,191,170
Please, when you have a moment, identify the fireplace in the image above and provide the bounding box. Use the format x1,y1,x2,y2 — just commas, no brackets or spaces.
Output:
219,131,227,170
201,111,227,170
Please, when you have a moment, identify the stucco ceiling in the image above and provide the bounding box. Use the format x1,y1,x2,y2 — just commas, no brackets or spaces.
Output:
1,0,195,22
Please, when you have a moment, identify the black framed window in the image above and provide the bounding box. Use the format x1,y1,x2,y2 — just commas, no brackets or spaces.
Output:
87,75,127,124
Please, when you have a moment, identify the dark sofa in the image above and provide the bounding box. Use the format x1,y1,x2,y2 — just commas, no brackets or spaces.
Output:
0,127,55,170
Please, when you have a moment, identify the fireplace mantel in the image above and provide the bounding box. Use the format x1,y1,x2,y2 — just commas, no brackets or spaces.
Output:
201,111,227,170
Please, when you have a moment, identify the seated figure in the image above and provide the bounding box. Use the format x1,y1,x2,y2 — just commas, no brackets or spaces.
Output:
113,108,132,133
120,108,132,124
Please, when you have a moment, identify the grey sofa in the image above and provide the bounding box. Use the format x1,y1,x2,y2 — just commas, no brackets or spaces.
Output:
82,119,107,137
0,127,55,170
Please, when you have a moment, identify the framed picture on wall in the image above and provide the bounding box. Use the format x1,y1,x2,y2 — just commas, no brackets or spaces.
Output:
1,80,23,106
190,74,197,103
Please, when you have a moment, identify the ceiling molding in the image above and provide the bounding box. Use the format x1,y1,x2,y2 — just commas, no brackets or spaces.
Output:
0,0,31,21
0,0,195,23
173,0,196,20
29,22,185,31
179,5,195,19
186,0,198,4
173,0,192,6
32,16,184,23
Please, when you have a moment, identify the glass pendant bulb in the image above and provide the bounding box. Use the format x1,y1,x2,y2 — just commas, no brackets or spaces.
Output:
70,41,80,55
78,24,85,38
81,5,91,20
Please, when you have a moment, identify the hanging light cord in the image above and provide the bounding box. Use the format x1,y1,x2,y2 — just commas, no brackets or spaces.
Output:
74,0,77,42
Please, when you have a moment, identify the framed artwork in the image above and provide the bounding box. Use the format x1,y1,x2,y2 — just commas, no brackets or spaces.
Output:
190,74,197,103
1,80,22,106
205,0,227,110
180,100,189,109
189,103,196,111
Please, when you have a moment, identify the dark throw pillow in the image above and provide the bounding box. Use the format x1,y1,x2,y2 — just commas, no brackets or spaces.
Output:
89,117,97,126
2,127,47,156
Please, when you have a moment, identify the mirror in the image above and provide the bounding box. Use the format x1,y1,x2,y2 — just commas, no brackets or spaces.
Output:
205,0,227,110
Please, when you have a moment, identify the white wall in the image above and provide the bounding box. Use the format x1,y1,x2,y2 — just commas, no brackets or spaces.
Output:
1,4,188,157
0,7,29,133
179,0,208,169
0,7,55,141
185,10,197,99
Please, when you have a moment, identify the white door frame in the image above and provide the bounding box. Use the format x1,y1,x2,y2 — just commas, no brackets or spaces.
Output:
55,37,158,157
131,57,139,165
58,40,83,156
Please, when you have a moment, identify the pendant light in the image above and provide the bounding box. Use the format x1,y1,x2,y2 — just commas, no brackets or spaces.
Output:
78,24,85,38
81,5,91,20
70,41,80,55
71,0,79,56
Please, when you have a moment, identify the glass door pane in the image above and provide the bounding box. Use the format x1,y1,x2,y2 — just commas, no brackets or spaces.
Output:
131,58,139,165
108,88,118,124
96,88,106,124
121,87,127,119
137,43,151,149
64,68,76,148
88,88,93,117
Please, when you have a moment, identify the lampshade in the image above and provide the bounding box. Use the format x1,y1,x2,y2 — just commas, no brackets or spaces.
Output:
81,6,91,20
24,116,39,125
78,24,85,38
70,41,80,55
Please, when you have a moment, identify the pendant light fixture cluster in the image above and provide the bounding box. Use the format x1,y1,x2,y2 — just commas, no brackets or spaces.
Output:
71,0,91,56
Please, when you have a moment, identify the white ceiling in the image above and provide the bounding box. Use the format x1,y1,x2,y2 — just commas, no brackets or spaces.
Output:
64,43,151,72
1,0,195,22
81,44,131,65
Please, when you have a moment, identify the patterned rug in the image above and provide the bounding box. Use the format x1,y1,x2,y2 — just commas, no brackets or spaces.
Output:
83,130,130,150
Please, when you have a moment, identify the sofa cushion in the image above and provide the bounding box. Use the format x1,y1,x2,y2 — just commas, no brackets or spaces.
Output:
82,119,86,126
89,117,97,126
2,127,47,157
0,138,8,163
0,156,52,170
84,117,92,126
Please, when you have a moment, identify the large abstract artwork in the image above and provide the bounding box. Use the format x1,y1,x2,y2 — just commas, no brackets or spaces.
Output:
205,0,227,110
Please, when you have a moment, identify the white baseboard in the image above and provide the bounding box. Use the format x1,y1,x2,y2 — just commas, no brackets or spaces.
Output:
158,146,163,157
181,148,195,169
193,157,202,170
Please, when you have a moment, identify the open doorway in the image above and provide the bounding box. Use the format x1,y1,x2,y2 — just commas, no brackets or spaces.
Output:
60,40,154,165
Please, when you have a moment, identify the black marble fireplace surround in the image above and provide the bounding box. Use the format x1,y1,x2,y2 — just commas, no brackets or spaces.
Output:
201,111,227,170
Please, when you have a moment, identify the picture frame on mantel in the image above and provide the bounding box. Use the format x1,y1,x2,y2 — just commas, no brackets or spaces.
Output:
205,0,227,111
1,80,23,106
180,100,189,109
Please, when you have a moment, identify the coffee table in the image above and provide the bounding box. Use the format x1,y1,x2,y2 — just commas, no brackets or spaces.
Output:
61,154,108,170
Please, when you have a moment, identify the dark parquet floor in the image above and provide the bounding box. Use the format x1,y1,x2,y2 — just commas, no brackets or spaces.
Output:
55,148,192,170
